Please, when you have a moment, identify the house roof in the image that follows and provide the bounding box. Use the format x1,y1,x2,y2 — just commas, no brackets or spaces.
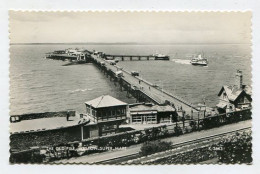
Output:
85,95,127,108
218,85,252,102
243,85,252,96
216,101,228,109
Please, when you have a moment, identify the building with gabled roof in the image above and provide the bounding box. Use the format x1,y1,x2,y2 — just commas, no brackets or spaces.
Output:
216,70,252,113
85,95,127,108
85,95,128,136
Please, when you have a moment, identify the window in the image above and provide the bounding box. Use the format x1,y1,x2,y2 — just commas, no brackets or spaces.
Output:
86,107,90,114
146,115,157,123
92,110,96,116
132,115,142,123
102,124,117,131
116,109,121,115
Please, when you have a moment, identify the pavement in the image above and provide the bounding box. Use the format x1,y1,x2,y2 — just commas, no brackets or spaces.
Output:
56,120,251,164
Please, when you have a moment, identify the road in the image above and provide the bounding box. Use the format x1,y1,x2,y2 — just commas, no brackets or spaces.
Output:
56,120,251,164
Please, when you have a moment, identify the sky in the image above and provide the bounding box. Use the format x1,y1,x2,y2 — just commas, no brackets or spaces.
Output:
9,11,251,44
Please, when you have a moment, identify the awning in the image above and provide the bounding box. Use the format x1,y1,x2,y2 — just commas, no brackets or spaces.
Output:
216,102,227,109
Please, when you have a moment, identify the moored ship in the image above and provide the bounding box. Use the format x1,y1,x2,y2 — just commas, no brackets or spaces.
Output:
190,54,208,66
153,53,170,60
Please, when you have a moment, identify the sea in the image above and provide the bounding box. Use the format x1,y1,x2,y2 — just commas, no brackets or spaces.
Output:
10,44,251,115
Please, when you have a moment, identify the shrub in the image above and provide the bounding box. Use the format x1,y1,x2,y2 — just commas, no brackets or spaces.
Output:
139,140,172,156
217,131,252,164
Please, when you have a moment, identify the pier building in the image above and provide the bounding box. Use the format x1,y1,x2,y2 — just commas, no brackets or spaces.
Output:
128,103,177,124
216,70,252,113
85,95,128,136
45,49,92,63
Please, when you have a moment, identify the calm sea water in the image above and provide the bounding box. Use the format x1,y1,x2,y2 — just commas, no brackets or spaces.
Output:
10,44,251,115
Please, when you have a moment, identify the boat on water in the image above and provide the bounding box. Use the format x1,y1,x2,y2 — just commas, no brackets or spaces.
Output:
190,54,208,66
153,53,170,60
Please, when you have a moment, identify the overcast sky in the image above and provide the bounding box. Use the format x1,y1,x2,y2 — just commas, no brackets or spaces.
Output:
9,11,251,44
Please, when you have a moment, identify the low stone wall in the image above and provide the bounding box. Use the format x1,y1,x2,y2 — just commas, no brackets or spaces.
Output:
10,125,82,151
145,130,252,164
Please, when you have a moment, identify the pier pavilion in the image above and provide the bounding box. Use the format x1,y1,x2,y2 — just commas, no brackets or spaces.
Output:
128,103,177,124
85,95,128,136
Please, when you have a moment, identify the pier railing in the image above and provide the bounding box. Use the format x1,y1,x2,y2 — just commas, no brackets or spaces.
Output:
101,56,198,111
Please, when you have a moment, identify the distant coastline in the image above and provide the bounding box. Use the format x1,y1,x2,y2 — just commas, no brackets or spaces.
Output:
10,42,251,45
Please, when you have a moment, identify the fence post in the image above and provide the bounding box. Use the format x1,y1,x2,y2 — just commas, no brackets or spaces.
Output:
197,111,200,131
182,111,185,130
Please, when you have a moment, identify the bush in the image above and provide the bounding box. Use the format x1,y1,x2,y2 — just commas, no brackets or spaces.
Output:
139,140,172,156
217,131,252,164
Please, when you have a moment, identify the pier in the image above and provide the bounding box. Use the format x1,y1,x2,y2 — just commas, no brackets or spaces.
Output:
88,53,200,115
46,49,199,115
104,55,169,61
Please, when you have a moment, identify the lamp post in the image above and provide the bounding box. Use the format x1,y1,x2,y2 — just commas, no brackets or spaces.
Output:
182,110,185,129
197,110,200,131
203,97,206,119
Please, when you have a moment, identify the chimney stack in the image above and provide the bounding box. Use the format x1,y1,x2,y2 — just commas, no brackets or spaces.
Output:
235,70,243,89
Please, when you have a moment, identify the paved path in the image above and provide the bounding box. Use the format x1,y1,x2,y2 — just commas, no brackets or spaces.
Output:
56,120,251,163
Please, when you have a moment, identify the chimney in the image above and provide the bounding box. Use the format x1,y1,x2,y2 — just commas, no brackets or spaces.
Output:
235,70,243,89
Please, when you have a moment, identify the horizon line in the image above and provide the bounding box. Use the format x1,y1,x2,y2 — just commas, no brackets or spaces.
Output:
10,42,251,45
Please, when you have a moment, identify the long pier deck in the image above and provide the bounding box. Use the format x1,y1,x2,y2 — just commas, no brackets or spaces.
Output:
105,55,169,61
89,54,200,114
